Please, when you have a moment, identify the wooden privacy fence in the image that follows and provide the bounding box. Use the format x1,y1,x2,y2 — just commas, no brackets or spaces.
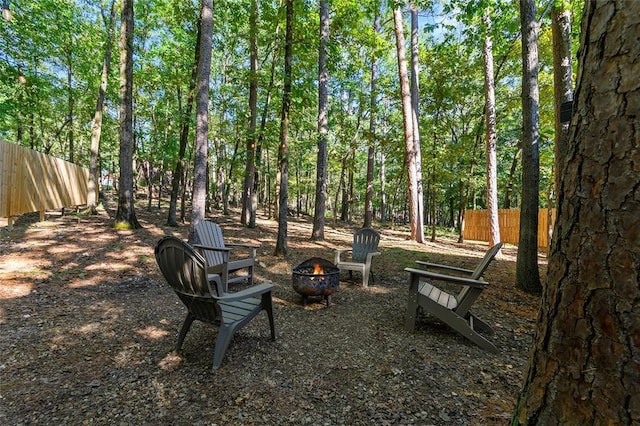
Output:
463,208,556,248
0,140,89,226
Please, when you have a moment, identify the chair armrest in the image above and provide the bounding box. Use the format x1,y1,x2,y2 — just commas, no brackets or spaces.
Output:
334,248,352,255
365,251,381,262
193,244,231,254
226,243,260,250
225,243,258,259
405,267,487,288
216,283,273,302
334,248,352,263
415,260,474,276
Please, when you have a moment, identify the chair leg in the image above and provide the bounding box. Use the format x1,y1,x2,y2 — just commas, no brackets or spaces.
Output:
212,324,236,370
176,313,196,352
262,292,276,340
247,265,254,286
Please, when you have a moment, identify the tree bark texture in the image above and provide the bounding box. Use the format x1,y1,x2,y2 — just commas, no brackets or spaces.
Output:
483,13,501,250
189,0,213,240
515,0,541,294
393,6,423,243
312,0,329,240
513,1,640,423
114,0,140,229
551,0,573,193
274,0,293,256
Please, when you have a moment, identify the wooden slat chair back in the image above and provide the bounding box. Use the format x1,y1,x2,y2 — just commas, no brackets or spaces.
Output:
334,227,381,287
155,235,275,370
451,242,504,314
195,220,227,268
194,220,258,292
405,242,503,353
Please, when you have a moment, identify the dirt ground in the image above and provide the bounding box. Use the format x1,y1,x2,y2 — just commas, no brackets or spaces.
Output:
0,199,543,425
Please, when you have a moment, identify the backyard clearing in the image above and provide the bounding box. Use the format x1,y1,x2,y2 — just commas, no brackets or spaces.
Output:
0,201,541,425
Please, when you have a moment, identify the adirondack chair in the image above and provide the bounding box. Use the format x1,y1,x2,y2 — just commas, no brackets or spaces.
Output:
404,242,503,353
154,235,275,370
195,220,259,292
333,227,381,287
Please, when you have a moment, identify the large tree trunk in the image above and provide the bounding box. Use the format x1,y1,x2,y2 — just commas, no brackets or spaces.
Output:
241,0,259,228
551,0,573,194
311,0,329,240
393,6,424,244
515,0,541,294
483,12,501,250
274,0,293,256
513,2,640,423
189,0,213,241
88,0,116,215
114,0,141,229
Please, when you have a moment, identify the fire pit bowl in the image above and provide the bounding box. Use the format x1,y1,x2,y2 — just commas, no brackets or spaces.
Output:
292,257,340,306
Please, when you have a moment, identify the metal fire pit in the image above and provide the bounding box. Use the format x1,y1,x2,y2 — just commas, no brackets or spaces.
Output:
292,257,340,306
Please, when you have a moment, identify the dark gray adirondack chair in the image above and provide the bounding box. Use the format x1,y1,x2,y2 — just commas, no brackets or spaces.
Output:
195,220,258,292
334,228,381,287
404,242,503,353
154,235,275,370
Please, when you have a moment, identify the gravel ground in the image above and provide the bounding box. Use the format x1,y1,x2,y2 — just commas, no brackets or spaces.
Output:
0,204,541,425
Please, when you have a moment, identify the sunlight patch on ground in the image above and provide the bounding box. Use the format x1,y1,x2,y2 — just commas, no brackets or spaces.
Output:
136,326,170,340
272,295,296,307
48,246,84,256
365,286,394,295
0,257,44,274
76,322,103,334
158,354,183,371
0,281,34,299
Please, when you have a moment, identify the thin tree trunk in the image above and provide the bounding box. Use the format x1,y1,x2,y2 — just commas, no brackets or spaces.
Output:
551,0,573,195
167,21,200,227
255,20,280,216
483,12,501,250
241,0,259,227
311,0,329,240
363,5,379,228
504,148,521,208
513,2,640,422
410,4,425,240
114,0,141,229
66,47,74,163
393,6,424,244
189,0,213,241
515,0,541,294
379,151,386,222
274,0,293,256
88,0,116,215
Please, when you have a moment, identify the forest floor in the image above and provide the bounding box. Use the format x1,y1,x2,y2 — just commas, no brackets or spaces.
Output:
0,196,544,425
